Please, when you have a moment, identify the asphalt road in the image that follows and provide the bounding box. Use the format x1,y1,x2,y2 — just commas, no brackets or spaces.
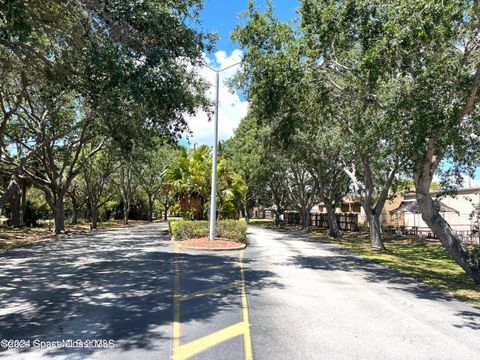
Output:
0,223,479,359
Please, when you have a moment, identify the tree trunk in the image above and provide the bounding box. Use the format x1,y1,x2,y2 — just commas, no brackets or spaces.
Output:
91,203,98,229
11,192,21,228
325,202,342,238
20,182,27,227
123,199,130,225
244,205,250,223
71,207,78,225
416,161,480,284
300,208,310,231
164,205,168,221
274,211,282,227
147,196,154,222
369,211,385,250
10,183,21,228
9,175,23,228
52,194,65,235
70,194,78,225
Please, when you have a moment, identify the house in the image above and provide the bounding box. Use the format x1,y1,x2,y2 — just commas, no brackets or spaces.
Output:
398,187,480,237
253,186,480,242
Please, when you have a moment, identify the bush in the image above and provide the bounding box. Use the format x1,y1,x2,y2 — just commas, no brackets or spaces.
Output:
169,219,247,243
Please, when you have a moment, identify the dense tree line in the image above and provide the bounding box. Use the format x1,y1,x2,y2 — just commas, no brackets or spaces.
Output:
0,0,223,233
227,0,480,283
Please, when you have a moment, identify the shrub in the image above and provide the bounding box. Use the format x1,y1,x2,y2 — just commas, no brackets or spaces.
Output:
169,219,247,243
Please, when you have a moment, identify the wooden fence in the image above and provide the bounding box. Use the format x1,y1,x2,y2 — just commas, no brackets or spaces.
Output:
283,212,359,232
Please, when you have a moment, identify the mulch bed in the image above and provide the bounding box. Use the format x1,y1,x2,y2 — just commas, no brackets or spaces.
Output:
176,237,246,251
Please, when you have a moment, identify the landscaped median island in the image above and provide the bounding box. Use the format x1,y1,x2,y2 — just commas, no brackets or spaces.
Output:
169,219,247,250
250,220,480,308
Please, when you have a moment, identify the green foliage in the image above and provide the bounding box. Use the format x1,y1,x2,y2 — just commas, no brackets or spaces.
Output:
0,0,216,232
223,114,272,212
166,145,247,219
169,219,247,242
0,0,214,145
168,145,212,203
22,200,42,227
299,0,480,181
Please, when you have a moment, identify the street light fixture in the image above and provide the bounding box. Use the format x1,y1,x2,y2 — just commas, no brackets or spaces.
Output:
204,61,242,240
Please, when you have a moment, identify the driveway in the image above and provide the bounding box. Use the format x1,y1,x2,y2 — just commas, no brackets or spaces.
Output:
0,223,479,359
245,226,480,359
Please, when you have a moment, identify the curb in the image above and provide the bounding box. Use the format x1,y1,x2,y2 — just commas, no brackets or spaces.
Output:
175,243,247,251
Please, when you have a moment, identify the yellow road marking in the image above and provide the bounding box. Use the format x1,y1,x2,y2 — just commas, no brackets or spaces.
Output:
177,281,242,302
172,322,245,360
240,250,254,360
171,249,253,360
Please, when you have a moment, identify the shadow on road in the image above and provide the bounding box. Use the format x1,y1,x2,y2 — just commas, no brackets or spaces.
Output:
287,253,456,302
255,226,480,326
0,225,280,358
453,310,480,330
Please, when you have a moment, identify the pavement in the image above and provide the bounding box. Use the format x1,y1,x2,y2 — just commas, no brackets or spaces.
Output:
0,222,479,359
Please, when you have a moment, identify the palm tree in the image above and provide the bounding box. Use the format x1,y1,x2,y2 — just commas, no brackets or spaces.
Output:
167,145,211,219
216,159,247,219
167,145,247,220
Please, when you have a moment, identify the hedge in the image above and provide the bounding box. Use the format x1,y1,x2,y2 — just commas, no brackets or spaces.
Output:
169,219,247,243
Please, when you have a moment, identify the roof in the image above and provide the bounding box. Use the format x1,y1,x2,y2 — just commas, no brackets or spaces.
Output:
390,200,459,215
403,186,480,199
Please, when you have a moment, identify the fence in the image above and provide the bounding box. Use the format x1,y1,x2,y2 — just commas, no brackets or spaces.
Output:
283,212,359,232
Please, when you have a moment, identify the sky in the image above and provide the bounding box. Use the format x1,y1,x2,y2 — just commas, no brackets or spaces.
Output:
183,0,299,146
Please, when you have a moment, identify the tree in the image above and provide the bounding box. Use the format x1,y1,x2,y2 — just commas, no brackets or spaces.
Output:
135,143,179,222
168,145,247,220
249,147,292,227
232,4,316,229
82,146,119,229
223,113,271,222
216,159,248,219
392,1,480,283
232,4,353,235
168,145,211,219
300,123,351,238
299,0,413,249
116,156,139,225
300,0,480,281
158,185,174,221
286,161,316,231
0,0,213,137
5,85,103,234
66,179,87,225
0,0,213,211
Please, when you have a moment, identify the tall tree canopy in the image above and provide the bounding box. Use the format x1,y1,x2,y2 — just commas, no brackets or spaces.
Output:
0,0,215,233
233,0,480,283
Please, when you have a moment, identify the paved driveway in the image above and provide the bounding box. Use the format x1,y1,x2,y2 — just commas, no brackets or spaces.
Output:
245,226,480,360
0,223,479,359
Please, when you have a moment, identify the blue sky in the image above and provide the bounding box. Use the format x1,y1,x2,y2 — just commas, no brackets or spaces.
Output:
183,1,298,146
200,0,299,60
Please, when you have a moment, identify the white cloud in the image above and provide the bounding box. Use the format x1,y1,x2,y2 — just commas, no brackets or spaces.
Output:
183,49,248,146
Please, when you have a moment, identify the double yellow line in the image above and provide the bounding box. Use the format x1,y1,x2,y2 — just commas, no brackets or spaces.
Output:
172,249,253,360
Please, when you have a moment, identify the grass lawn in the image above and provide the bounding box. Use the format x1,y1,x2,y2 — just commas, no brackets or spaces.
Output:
250,220,480,308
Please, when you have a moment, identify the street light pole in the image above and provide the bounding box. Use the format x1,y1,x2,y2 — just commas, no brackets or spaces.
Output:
204,61,241,241
209,71,220,240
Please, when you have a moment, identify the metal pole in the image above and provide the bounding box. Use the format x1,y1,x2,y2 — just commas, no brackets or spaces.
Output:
209,71,220,240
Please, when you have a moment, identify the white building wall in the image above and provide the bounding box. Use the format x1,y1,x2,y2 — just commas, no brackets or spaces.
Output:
403,188,480,232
